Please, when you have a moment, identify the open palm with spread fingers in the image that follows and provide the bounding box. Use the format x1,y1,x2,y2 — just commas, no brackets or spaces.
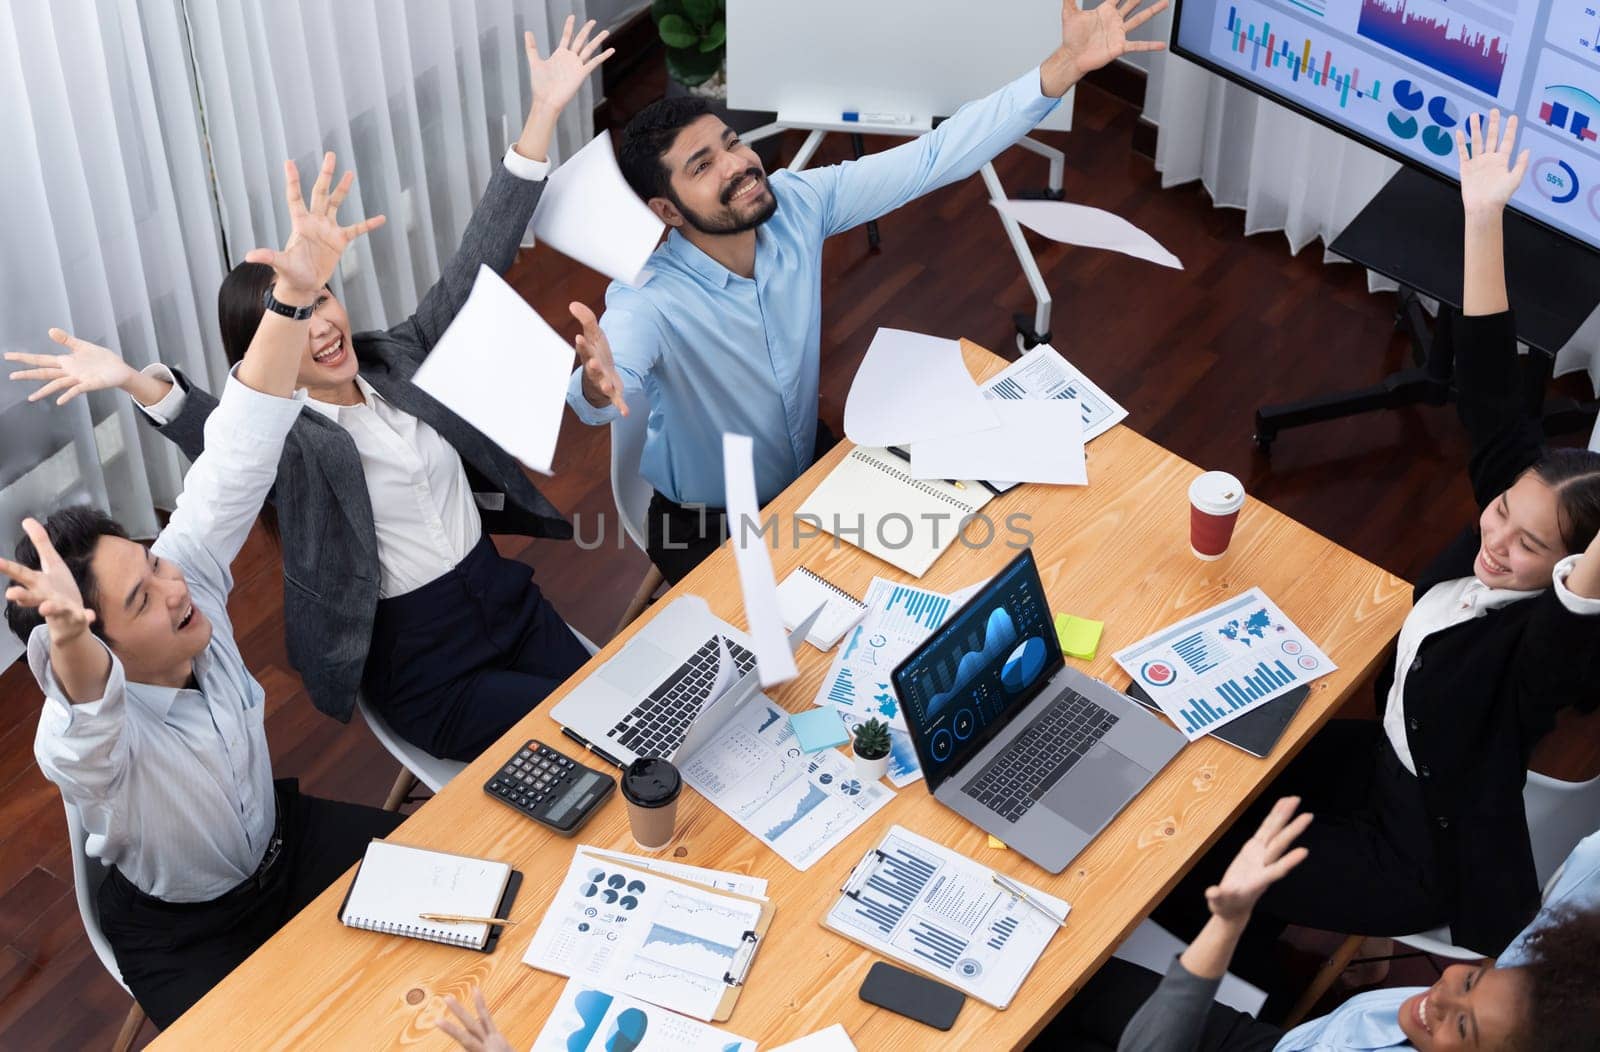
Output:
0,518,95,642
1205,796,1313,923
1060,0,1169,79
570,300,629,416
434,989,513,1052
6,329,137,406
1458,109,1529,214
527,16,614,115
244,152,386,301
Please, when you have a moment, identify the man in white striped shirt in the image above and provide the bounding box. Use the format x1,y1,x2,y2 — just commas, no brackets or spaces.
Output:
1,154,400,1029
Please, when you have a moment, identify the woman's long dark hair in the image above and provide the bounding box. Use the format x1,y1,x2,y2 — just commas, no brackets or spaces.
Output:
216,260,290,542
1527,448,1600,553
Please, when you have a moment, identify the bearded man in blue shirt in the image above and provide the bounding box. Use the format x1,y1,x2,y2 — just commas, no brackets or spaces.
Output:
565,0,1168,582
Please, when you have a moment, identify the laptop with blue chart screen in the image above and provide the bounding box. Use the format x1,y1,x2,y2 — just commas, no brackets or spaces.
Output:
892,549,1185,873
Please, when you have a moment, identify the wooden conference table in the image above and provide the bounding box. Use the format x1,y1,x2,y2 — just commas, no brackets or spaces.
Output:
156,341,1412,1050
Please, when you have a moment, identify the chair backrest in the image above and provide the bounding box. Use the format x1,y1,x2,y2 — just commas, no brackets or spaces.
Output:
1524,768,1600,886
62,800,132,994
609,392,654,555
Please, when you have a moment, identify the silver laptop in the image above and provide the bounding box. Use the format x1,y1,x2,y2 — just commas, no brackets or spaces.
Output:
552,595,820,769
892,549,1186,873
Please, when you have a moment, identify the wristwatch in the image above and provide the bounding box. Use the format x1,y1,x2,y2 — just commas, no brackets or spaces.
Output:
261,285,316,321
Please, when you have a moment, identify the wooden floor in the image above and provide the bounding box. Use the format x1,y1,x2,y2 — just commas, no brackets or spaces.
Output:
4,60,1598,1050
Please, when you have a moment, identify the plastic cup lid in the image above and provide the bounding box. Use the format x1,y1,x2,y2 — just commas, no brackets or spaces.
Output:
621,756,682,806
1189,471,1245,515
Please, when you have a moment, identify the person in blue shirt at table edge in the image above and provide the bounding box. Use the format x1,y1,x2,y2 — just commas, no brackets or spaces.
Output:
564,0,1169,584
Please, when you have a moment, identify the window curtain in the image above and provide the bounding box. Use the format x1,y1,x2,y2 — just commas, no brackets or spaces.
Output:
1139,8,1600,448
0,0,591,669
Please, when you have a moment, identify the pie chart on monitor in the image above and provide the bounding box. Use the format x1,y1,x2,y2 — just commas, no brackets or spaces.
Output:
1000,637,1047,693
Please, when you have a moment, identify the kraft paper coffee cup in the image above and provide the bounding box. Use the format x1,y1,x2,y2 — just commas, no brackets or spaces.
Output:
621,756,682,850
1189,471,1245,561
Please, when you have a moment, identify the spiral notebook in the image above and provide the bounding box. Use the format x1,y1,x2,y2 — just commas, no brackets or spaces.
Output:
797,446,993,577
338,841,518,951
777,567,867,650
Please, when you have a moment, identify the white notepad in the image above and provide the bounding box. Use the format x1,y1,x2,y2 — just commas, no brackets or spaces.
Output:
339,841,512,950
776,567,868,650
796,447,993,578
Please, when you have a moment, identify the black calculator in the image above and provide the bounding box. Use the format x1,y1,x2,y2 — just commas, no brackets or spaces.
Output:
484,740,615,836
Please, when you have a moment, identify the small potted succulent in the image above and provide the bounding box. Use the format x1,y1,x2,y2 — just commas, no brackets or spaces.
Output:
852,718,892,782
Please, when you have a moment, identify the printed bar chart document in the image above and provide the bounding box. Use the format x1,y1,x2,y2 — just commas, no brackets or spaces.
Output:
1113,587,1336,741
530,980,757,1052
824,825,1068,1008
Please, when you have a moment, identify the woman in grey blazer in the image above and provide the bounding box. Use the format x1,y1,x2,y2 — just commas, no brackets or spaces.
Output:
8,21,615,762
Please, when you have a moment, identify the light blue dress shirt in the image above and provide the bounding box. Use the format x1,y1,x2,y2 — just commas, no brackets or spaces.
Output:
32,372,306,902
1497,829,1600,966
566,67,1060,506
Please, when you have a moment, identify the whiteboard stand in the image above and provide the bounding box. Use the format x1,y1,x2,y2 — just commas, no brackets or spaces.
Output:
742,116,1065,351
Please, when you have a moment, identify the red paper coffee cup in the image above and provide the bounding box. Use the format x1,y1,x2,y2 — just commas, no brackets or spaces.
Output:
1189,471,1244,561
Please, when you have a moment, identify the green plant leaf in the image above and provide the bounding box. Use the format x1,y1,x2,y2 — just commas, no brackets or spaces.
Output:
650,0,683,25
683,0,720,29
699,20,725,52
666,45,722,86
658,13,699,48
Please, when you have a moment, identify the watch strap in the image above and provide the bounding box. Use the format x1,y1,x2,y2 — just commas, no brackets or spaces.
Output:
262,286,316,321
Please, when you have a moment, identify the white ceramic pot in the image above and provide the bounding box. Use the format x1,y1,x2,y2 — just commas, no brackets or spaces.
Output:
854,750,890,782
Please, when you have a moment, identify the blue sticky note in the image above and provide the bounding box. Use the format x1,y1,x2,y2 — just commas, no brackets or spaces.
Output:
790,707,850,753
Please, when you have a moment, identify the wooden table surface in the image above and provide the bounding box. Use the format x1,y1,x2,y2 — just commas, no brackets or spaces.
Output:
155,341,1412,1050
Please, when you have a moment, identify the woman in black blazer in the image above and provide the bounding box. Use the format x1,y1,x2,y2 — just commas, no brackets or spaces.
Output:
7,22,620,764
1155,110,1600,972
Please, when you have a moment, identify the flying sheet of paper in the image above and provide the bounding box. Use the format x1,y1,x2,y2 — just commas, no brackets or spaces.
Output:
994,199,1182,270
910,399,1086,485
843,327,999,447
723,433,797,687
532,131,665,286
530,980,758,1052
411,264,571,474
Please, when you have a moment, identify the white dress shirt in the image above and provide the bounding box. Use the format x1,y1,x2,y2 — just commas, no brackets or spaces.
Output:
135,144,547,598
1383,554,1600,773
33,372,306,901
304,374,481,597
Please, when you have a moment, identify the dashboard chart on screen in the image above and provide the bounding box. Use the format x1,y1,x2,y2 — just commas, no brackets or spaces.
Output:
1174,0,1600,250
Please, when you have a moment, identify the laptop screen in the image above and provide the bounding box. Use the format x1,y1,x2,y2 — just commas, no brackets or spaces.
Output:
892,549,1064,793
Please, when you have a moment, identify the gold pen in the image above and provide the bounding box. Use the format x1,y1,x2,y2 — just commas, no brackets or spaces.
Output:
418,913,515,926
990,873,1067,928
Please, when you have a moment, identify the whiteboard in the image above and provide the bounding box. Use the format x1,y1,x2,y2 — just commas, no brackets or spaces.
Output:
726,0,1073,132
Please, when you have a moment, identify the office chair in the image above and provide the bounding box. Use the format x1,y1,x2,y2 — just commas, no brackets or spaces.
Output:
64,801,147,1051
609,391,663,637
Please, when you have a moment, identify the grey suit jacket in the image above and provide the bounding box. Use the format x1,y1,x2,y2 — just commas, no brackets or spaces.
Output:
147,163,572,724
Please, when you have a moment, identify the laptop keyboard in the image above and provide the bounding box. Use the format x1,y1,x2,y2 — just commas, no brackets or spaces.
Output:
609,636,757,758
961,689,1119,823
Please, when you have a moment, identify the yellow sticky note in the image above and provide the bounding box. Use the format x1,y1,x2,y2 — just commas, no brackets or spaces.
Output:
987,834,1008,850
1055,613,1104,661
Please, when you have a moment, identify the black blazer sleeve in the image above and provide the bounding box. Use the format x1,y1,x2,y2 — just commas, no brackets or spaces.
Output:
384,163,547,364
1513,583,1600,744
138,367,219,465
1450,310,1545,509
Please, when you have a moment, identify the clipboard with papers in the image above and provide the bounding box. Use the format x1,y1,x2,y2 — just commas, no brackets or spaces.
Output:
523,846,775,1021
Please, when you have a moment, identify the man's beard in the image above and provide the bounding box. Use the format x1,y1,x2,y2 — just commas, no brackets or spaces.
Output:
673,170,778,235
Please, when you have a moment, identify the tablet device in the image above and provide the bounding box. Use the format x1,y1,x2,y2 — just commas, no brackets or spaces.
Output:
1122,681,1308,759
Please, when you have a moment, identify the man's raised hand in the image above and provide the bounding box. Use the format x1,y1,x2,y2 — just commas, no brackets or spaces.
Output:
0,518,95,643
569,301,629,417
1052,0,1169,92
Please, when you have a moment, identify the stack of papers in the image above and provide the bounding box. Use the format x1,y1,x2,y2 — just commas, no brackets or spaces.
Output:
843,328,1114,487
